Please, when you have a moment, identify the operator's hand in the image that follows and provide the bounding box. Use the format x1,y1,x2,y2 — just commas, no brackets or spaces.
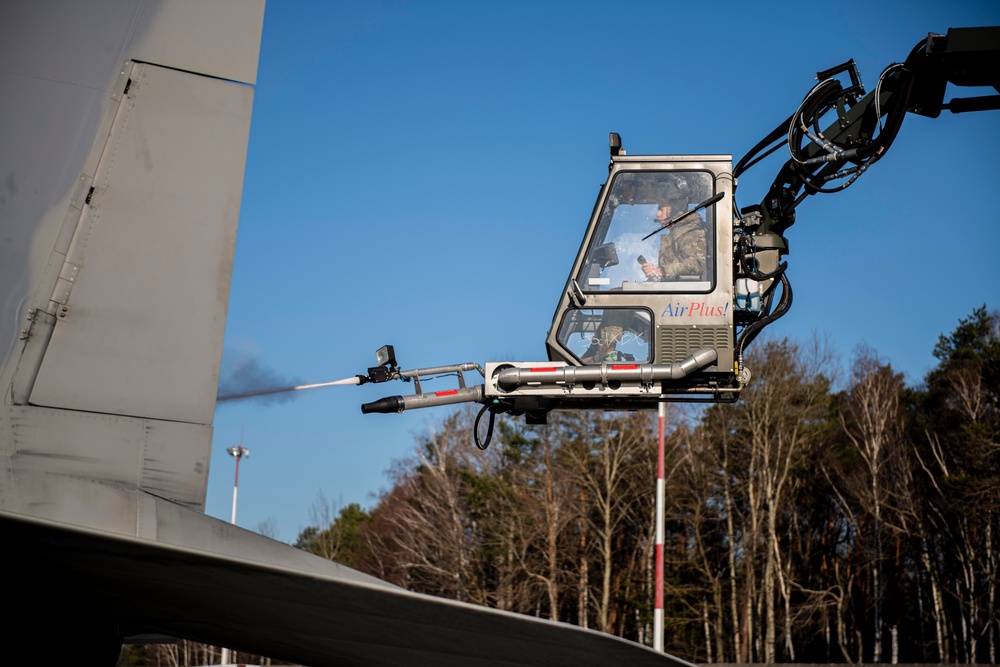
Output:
641,262,662,279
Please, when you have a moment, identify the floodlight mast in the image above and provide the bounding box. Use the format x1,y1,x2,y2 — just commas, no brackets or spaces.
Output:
226,444,250,524
221,441,249,666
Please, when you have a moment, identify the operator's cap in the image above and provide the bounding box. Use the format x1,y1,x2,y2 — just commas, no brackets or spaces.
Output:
658,200,688,219
675,198,692,211
656,182,688,210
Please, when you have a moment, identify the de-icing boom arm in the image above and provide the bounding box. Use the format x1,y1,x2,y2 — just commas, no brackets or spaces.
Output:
736,27,1000,239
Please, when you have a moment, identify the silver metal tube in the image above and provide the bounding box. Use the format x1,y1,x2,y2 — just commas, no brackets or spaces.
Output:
496,348,718,390
400,362,485,378
401,384,484,409
362,385,484,414
673,347,719,379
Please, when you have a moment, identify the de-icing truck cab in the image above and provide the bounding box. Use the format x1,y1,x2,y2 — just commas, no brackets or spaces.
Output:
545,145,740,393
485,135,787,422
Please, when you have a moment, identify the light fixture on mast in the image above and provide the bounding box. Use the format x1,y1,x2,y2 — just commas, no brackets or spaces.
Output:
226,443,250,525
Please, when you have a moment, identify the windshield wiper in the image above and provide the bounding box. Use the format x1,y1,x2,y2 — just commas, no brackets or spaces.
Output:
642,192,726,241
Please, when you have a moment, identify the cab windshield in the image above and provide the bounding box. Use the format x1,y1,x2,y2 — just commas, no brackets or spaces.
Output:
578,171,715,292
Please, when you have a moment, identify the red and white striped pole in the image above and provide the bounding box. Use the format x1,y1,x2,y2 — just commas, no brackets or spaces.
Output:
654,401,666,651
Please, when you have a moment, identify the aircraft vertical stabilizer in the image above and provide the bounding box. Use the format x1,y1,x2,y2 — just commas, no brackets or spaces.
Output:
1,0,264,529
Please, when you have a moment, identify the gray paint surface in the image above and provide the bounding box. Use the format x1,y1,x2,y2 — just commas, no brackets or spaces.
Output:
0,0,259,387
28,61,251,424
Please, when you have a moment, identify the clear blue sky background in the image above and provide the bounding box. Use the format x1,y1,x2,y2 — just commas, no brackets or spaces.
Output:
206,0,1000,543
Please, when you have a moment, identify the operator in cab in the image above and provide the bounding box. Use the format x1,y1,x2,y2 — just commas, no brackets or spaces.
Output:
640,190,707,282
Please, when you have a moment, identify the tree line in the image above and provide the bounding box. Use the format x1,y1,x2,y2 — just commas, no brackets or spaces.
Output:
294,306,999,664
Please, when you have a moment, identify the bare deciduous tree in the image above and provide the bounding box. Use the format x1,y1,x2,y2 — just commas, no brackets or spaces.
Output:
840,345,906,663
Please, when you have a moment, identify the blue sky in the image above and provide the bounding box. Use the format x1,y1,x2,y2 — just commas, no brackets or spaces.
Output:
206,1,1000,542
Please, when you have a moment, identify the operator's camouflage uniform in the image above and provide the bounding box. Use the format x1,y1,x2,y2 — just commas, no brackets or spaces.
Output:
657,213,707,280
